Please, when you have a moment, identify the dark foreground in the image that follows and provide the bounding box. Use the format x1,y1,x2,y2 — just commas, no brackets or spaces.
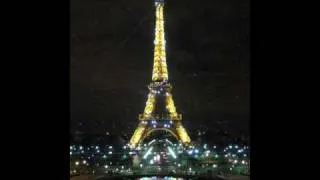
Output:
71,174,249,180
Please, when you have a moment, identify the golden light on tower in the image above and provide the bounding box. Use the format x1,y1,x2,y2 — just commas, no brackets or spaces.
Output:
129,124,146,147
165,93,180,120
129,0,191,148
142,93,156,119
152,1,168,81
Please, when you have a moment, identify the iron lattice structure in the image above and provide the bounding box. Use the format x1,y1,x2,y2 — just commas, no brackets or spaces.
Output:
129,0,191,148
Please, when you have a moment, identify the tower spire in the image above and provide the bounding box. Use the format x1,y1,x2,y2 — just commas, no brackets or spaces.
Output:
152,0,168,82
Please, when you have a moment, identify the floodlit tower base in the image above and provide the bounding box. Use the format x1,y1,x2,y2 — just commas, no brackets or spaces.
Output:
129,120,191,148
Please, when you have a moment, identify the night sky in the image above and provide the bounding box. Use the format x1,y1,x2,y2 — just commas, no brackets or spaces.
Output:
70,0,250,136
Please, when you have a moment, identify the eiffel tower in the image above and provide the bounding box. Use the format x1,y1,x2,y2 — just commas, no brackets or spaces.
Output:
129,0,191,148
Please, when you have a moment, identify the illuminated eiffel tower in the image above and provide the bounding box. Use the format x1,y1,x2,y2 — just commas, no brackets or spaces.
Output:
129,0,191,148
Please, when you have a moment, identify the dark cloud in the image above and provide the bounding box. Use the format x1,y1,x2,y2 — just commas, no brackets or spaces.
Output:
71,0,250,136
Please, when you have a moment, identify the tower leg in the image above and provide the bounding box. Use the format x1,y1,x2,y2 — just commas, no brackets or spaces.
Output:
129,123,147,148
176,122,191,145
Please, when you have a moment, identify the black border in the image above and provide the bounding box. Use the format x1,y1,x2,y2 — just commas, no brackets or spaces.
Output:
3,1,70,179
250,0,316,179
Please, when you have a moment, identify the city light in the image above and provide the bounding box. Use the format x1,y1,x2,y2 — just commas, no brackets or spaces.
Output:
143,147,153,159
165,139,173,145
168,146,177,159
148,139,156,145
69,143,250,176
205,150,210,157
